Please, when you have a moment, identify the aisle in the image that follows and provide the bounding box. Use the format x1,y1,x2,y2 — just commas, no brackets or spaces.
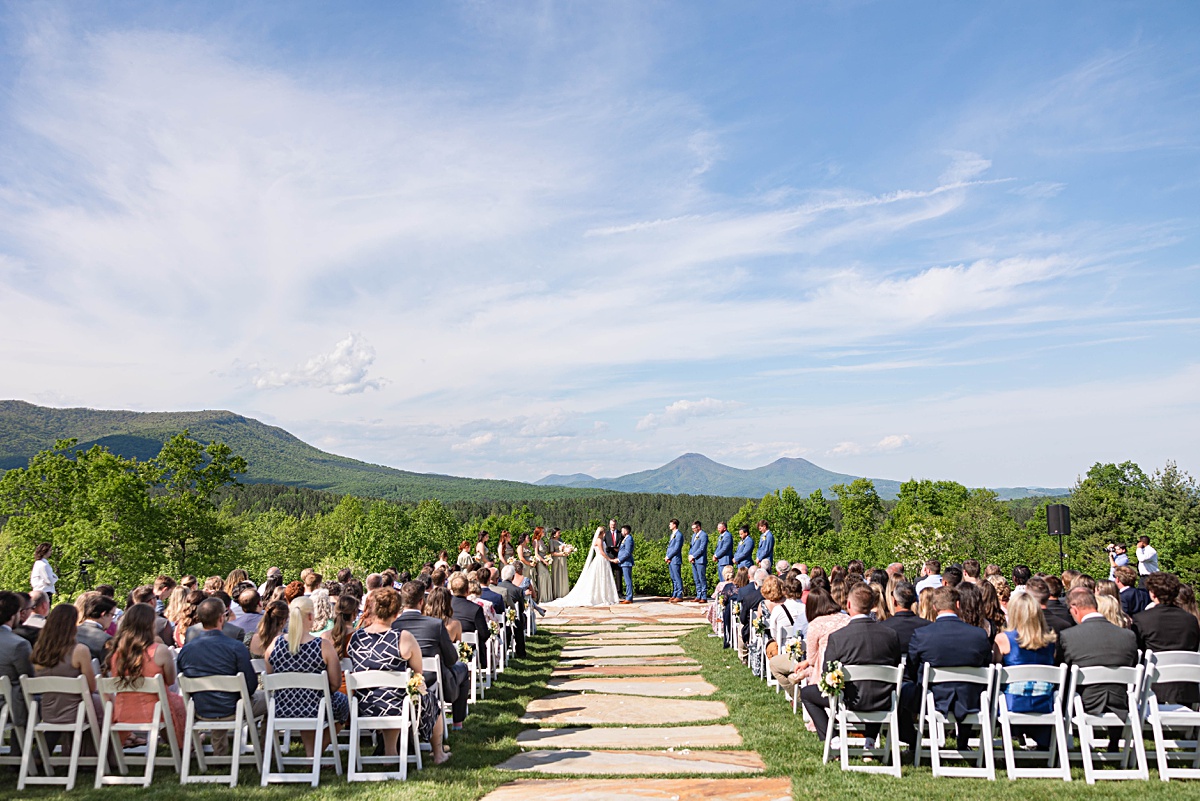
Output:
482,597,791,801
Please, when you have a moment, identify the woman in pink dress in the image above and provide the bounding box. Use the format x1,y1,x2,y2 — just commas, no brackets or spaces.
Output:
792,587,849,730
107,603,186,745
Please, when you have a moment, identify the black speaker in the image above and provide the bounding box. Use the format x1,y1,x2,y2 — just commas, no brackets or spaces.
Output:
1047,504,1071,536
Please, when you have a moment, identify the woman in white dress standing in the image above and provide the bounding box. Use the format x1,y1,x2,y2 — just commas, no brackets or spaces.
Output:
546,527,619,607
31,542,57,601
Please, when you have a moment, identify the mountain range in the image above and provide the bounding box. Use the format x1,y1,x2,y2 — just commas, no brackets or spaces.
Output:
0,400,1068,502
536,452,1068,500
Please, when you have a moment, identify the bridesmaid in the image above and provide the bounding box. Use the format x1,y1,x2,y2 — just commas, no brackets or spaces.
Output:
516,533,538,601
550,528,570,600
474,530,491,565
497,530,515,564
533,527,554,603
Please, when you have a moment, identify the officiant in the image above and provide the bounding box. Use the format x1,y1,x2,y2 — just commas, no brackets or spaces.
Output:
603,519,623,589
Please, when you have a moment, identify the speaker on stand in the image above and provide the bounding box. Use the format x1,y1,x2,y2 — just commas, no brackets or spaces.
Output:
1047,504,1070,575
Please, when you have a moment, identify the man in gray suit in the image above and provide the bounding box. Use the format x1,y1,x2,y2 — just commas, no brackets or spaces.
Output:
77,594,117,662
392,582,470,727
1059,587,1139,748
0,591,34,728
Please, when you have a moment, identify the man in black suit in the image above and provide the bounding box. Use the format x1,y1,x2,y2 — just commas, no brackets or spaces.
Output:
604,519,622,589
392,582,470,727
801,584,902,742
1025,577,1074,636
737,568,766,645
449,573,490,668
496,565,527,658
903,586,992,745
880,582,930,652
1133,572,1200,705
1115,565,1150,619
1060,587,1139,747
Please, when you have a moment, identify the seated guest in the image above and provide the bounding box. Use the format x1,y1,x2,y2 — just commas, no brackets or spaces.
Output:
737,568,767,645
1010,565,1032,599
349,588,448,763
12,592,39,646
77,594,117,661
915,559,942,597
0,591,34,728
25,590,50,630
496,565,527,659
904,587,992,744
1114,565,1150,618
31,604,104,751
310,589,334,634
962,559,981,584
1060,588,1138,748
325,595,359,656
177,597,266,756
1025,577,1073,636
185,592,245,644
303,571,323,596
237,589,264,636
399,584,470,729
153,576,176,616
249,600,289,660
880,582,930,652
780,588,847,706
801,584,902,742
283,580,305,605
478,568,506,616
449,573,490,667
264,597,349,756
994,593,1057,749
1133,572,1200,705
107,604,187,745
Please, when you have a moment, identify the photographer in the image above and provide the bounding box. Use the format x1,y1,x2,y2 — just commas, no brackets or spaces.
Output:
1106,543,1129,581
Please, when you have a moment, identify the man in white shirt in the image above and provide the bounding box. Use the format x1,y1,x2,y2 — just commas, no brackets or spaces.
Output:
914,559,942,597
1136,535,1159,586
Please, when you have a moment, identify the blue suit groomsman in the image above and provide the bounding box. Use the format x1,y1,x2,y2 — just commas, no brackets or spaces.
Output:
687,521,709,601
617,526,635,604
712,522,734,575
756,520,775,567
734,524,755,569
664,518,685,603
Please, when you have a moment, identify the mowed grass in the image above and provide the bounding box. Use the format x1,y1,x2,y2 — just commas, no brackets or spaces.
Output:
682,626,1200,800
1,633,562,801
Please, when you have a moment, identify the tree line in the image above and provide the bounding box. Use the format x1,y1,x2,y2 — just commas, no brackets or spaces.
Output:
1,435,1196,598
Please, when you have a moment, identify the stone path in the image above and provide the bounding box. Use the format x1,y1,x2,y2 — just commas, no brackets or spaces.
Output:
483,597,789,801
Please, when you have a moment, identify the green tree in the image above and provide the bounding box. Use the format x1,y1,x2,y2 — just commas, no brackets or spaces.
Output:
832,479,883,564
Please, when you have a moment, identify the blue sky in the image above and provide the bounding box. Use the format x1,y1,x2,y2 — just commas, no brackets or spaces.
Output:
1,1,1198,488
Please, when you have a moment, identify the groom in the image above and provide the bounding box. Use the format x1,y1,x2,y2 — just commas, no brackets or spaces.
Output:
617,526,635,604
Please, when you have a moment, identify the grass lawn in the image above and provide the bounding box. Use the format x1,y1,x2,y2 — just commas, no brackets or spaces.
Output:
0,632,562,801
683,626,1200,800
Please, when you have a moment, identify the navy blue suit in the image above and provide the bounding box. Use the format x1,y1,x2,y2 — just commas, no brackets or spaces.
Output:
688,529,709,600
734,534,755,569
905,614,992,721
665,528,684,599
756,529,775,566
713,529,734,573
618,534,635,602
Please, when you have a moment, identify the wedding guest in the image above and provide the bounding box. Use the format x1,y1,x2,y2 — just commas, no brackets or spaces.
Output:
1024,577,1073,637
411,585,470,729
785,588,848,720
1115,565,1150,618
185,592,245,644
1133,572,1200,705
30,543,58,600
1179,583,1200,626
32,604,104,752
0,591,33,728
986,575,1011,613
915,559,942,597
736,568,766,644
956,581,997,638
107,604,187,745
348,587,448,762
1059,588,1138,749
77,594,117,661
1096,593,1131,628
302,571,323,597
962,559,981,584
449,573,490,667
880,582,930,652
265,597,349,756
283,580,305,604
477,568,506,616
976,579,1007,636
237,589,264,635
993,593,1057,749
249,600,288,659
12,593,39,646
26,590,50,630
456,541,472,569
258,567,283,597
326,595,359,657
496,565,527,658
310,589,334,634
434,551,451,573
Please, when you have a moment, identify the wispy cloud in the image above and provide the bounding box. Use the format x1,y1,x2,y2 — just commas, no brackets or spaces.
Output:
637,398,743,431
252,334,385,395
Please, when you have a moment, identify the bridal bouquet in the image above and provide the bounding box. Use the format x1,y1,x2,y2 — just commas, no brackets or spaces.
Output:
505,607,518,625
783,639,804,661
457,641,475,662
407,673,428,697
560,544,577,556
818,661,845,699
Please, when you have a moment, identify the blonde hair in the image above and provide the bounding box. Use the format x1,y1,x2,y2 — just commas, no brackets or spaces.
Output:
1096,594,1130,628
310,589,332,632
1005,592,1056,650
287,596,314,655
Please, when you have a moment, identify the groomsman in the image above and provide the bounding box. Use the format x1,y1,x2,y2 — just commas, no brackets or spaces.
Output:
756,520,775,567
688,521,709,602
664,518,685,603
712,522,734,575
734,525,755,569
618,526,635,604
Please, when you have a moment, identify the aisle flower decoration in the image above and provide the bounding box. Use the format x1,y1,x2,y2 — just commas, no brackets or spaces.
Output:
407,673,428,697
457,641,475,662
489,620,500,636
751,615,770,637
818,661,845,698
505,607,518,625
732,600,742,618
783,639,804,661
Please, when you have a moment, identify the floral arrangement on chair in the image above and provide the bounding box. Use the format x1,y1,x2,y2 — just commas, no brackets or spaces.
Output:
489,620,501,636
407,673,428,697
732,600,742,618
751,615,770,637
457,641,475,662
818,660,845,698
783,638,804,661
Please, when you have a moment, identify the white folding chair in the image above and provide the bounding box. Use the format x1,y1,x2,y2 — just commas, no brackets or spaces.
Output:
18,674,105,791
429,655,450,741
767,623,800,695
251,659,267,675
260,671,342,786
821,659,907,777
91,658,102,678
0,675,26,767
1144,661,1200,780
462,632,482,704
94,675,182,787
915,663,996,780
179,674,264,786
994,664,1071,781
345,669,422,781
1068,664,1149,783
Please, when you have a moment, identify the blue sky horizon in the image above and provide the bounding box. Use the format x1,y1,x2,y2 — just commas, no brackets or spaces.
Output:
1,2,1198,489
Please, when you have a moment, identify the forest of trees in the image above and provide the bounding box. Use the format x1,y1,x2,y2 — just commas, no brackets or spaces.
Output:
1,436,1197,598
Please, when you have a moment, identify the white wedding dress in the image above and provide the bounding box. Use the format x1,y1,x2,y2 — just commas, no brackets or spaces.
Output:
545,531,620,607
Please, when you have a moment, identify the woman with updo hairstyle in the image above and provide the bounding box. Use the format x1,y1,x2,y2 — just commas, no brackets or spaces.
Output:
264,596,349,756
283,580,305,604
310,588,334,634
347,588,449,762
107,604,186,744
324,594,359,660
250,600,289,660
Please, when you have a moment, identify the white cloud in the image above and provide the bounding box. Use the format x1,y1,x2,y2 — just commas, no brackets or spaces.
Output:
252,334,384,395
637,398,743,431
1012,181,1066,199
940,151,992,184
827,435,912,458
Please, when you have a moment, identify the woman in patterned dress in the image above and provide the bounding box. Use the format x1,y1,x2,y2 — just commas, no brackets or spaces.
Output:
347,588,448,763
264,596,350,758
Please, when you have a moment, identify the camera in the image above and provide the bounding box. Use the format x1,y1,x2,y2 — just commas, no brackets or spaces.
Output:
79,558,96,565
1104,544,1115,553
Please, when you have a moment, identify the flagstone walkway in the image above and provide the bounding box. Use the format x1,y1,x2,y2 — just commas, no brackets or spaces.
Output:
482,597,791,801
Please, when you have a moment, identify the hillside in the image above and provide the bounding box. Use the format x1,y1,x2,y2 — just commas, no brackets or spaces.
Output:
0,400,612,503
536,452,1067,501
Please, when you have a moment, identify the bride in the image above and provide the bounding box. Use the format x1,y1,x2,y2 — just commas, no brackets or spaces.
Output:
545,526,620,607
